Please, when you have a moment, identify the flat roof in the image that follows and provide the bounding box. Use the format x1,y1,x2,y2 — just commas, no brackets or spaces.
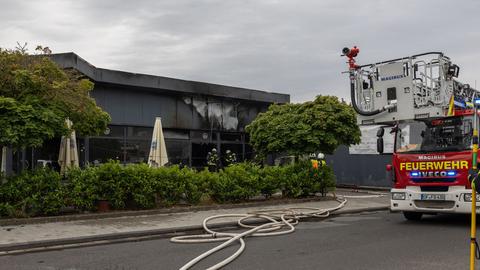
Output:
49,53,290,104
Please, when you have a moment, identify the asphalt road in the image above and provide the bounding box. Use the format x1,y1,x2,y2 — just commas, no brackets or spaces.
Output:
0,211,474,270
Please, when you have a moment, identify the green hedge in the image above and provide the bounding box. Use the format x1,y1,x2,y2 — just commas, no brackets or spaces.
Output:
0,160,335,218
0,169,65,217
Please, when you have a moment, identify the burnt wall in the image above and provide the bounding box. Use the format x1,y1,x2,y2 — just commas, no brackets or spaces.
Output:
91,84,269,131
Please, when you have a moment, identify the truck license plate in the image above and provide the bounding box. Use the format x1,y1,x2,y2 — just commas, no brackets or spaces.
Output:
420,194,445,200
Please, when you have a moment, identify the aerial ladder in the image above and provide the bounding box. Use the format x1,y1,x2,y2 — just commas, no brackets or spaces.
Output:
343,46,475,124
343,46,479,269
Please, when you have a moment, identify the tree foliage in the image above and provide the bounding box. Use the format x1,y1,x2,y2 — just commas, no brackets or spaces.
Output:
246,95,361,157
0,47,110,148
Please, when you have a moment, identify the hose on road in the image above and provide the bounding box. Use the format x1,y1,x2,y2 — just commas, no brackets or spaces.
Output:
171,194,384,270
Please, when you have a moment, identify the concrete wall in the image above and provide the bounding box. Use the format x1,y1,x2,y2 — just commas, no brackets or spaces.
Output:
326,146,392,188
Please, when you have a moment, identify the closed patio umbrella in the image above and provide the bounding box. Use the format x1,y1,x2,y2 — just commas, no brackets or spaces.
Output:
58,119,79,173
148,117,168,167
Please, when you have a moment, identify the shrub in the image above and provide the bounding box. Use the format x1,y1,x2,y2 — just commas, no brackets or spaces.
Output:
67,166,100,211
181,167,206,205
0,202,15,217
317,164,336,196
0,159,336,218
0,168,65,217
124,163,156,209
210,163,261,203
95,161,129,209
196,168,220,203
281,160,335,198
153,165,185,206
259,165,283,198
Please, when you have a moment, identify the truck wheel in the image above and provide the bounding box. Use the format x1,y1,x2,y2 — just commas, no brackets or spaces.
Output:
403,211,423,221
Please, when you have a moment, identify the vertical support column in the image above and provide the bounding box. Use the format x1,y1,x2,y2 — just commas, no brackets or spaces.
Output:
21,148,26,171
84,137,90,166
6,148,12,175
216,132,221,166
31,148,34,170
188,140,192,167
470,102,479,270
123,127,127,164
242,134,246,162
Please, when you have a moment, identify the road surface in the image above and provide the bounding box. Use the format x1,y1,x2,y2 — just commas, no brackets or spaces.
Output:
0,211,473,269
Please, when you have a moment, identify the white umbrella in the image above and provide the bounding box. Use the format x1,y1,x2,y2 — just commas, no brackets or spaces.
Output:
58,119,79,173
148,117,168,167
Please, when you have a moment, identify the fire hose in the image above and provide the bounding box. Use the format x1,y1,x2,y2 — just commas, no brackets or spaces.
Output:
170,193,384,270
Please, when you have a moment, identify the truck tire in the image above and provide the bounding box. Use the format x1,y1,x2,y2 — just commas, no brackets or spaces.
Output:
403,211,423,221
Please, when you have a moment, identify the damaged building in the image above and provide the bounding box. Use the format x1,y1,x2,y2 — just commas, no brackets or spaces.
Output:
11,53,288,170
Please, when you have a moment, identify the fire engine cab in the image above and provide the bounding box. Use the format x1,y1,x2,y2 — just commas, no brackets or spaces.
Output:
343,47,479,220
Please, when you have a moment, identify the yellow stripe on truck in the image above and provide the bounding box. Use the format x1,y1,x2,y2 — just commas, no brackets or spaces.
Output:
399,161,469,171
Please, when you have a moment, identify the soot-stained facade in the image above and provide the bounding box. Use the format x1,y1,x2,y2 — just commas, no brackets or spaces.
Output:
24,53,288,169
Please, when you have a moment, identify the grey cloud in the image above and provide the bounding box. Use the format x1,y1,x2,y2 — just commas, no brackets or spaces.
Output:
1,0,480,102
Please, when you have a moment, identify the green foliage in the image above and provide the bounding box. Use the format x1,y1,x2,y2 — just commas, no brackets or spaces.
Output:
124,163,156,209
210,163,261,203
0,169,66,216
95,161,128,209
66,166,100,211
259,165,284,198
181,167,206,205
0,97,66,148
152,165,185,206
0,161,336,218
281,160,336,198
246,95,361,157
0,48,110,149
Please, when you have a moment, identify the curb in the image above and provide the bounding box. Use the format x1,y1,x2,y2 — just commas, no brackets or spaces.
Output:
0,196,333,226
0,205,389,255
336,184,390,192
0,189,388,226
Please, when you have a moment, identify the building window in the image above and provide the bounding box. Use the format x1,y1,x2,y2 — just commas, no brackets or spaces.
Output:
165,139,190,166
90,138,124,164
124,139,150,164
220,133,242,142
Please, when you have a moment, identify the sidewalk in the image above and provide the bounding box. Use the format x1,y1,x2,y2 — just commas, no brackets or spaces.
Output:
0,189,389,254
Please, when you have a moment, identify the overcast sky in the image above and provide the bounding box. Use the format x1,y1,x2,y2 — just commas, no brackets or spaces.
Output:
1,0,480,102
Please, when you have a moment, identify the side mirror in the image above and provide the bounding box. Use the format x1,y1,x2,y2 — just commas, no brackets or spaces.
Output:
377,137,384,154
377,127,385,137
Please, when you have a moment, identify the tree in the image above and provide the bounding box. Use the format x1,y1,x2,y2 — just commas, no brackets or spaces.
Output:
0,47,110,149
246,95,361,158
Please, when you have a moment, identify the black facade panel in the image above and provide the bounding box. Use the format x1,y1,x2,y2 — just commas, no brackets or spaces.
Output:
141,93,164,126
91,87,106,108
101,88,126,124
124,93,143,125
176,97,193,129
326,145,392,187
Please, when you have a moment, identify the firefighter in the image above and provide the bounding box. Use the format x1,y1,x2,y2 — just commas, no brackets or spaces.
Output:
310,153,326,170
207,148,219,171
224,149,237,166
317,153,326,167
312,153,328,196
310,154,319,170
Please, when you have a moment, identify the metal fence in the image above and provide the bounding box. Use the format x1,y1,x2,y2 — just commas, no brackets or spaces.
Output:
326,146,392,188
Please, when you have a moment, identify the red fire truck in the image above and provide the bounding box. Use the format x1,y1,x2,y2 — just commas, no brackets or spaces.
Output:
343,47,479,220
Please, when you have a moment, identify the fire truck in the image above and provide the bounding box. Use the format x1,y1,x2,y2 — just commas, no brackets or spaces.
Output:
343,47,479,220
